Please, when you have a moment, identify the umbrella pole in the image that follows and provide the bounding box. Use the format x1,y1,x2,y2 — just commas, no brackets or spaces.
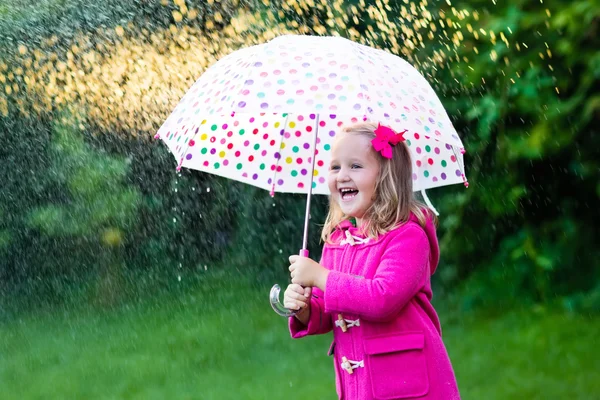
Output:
270,115,320,317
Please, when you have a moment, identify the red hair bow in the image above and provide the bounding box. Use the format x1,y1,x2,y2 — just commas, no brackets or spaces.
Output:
371,123,407,159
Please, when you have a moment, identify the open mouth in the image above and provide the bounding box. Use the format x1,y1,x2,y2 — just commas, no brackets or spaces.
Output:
339,188,359,201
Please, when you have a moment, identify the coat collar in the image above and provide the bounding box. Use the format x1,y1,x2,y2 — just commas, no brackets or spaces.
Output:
336,219,364,237
332,212,439,275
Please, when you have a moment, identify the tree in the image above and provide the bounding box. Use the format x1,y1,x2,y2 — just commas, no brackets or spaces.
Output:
25,113,141,306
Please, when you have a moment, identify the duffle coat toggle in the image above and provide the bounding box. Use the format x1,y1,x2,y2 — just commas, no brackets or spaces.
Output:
340,230,370,246
341,356,364,374
336,313,360,332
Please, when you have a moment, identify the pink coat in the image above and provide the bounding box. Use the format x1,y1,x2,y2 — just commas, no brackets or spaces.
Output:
289,213,460,399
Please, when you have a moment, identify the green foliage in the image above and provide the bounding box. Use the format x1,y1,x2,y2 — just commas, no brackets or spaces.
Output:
564,284,600,314
0,210,10,252
228,183,329,282
0,112,244,312
426,0,600,311
27,121,141,237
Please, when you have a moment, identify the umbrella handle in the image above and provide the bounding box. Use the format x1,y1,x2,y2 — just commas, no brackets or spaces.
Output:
270,249,310,317
269,284,298,317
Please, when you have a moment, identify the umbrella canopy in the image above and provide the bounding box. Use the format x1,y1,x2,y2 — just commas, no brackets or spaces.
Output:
155,35,467,197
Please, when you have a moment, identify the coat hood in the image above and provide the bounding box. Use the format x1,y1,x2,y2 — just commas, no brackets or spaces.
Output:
409,212,440,275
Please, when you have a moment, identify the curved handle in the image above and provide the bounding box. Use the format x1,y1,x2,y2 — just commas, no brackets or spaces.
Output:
270,284,299,317
270,249,310,317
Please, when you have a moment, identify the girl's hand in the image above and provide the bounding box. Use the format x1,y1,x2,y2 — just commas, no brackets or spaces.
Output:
283,283,312,311
289,256,330,291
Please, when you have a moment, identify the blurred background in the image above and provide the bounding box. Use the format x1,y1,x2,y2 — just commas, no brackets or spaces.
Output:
0,0,598,398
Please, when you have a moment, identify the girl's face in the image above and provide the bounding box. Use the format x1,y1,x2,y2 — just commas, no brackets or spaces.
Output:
328,132,380,226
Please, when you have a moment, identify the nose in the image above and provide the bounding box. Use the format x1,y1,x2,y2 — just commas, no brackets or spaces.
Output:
337,166,351,182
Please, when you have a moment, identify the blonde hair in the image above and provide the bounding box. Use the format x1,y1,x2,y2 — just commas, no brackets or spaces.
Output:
321,121,436,244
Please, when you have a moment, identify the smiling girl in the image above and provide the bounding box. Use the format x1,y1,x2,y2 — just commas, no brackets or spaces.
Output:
283,121,460,399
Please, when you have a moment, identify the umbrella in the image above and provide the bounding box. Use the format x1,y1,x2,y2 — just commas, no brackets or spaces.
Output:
155,34,468,316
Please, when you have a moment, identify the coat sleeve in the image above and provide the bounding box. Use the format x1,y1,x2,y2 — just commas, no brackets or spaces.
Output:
288,285,333,338
323,226,430,322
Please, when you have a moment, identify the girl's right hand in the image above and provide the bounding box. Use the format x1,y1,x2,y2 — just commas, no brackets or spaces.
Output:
283,283,312,311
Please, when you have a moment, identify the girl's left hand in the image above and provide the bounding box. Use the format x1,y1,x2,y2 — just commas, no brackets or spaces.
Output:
289,255,329,290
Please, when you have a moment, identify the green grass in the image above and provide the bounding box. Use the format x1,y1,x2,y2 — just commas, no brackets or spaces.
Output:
1,274,599,399
444,310,600,399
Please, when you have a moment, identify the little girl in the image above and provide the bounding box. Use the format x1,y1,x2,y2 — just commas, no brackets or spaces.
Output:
284,121,460,399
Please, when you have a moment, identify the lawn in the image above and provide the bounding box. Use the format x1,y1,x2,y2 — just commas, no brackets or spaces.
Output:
1,273,599,399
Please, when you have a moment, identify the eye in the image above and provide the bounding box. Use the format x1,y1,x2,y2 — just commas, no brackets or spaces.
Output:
330,165,340,171
351,164,362,169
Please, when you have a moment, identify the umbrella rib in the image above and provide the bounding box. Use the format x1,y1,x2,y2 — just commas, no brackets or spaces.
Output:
450,144,468,186
175,126,196,171
229,44,263,112
177,45,264,171
269,112,292,196
352,40,369,121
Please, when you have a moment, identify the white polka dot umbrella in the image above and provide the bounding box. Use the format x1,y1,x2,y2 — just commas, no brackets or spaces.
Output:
155,35,468,316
